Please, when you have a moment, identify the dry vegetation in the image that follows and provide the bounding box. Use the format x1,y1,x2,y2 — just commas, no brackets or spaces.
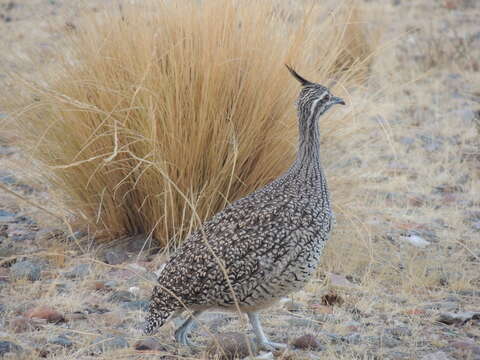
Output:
6,0,375,248
0,0,479,359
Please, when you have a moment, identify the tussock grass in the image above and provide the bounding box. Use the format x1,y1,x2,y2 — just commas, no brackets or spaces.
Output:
7,0,377,247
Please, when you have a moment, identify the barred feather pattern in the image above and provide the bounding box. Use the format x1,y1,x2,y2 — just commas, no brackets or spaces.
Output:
144,74,341,335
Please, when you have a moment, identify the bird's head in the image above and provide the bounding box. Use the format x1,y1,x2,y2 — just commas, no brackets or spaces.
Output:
286,65,345,122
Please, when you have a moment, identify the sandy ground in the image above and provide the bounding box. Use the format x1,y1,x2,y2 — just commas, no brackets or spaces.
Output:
0,0,479,359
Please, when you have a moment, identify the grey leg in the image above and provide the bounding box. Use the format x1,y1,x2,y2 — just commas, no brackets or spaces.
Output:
247,312,287,351
174,310,203,347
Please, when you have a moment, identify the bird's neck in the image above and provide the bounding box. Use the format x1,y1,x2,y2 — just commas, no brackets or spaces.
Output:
292,119,323,177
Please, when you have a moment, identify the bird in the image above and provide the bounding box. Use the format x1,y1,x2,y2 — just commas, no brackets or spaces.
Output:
144,65,345,351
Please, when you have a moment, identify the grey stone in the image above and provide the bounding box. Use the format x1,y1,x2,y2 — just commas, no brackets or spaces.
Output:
438,311,480,325
49,335,73,347
93,335,128,353
387,326,412,337
66,231,88,242
368,335,402,348
345,333,361,344
0,145,14,156
0,341,22,356
104,249,128,265
287,317,322,330
104,280,119,289
108,290,135,303
0,210,15,218
64,264,91,279
134,337,167,351
421,351,452,360
120,300,148,311
10,260,42,281
398,136,415,146
0,173,16,185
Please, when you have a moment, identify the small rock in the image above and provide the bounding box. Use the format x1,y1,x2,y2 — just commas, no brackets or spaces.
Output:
345,333,361,345
0,209,15,218
66,231,88,242
343,320,361,332
388,326,412,337
287,317,322,329
25,305,65,323
450,340,480,356
104,249,128,265
93,335,128,353
120,300,149,311
108,290,136,303
292,334,322,350
206,332,257,360
49,335,73,347
282,299,303,312
402,234,430,248
0,341,22,356
104,280,119,289
134,337,167,351
438,311,480,325
369,335,402,348
10,316,42,333
421,351,452,360
64,264,91,279
10,260,42,281
328,273,359,289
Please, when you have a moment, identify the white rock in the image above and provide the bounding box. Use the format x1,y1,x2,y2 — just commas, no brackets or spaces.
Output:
404,234,430,248
128,286,140,296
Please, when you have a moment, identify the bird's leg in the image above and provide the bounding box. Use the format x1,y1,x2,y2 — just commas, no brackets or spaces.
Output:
247,312,287,351
174,310,203,347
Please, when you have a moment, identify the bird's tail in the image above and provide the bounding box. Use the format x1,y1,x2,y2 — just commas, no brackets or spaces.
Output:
143,301,175,335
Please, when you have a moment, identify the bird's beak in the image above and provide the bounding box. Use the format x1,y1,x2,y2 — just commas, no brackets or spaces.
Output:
329,96,346,106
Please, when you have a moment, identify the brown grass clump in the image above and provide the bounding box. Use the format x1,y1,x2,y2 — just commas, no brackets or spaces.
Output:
6,0,377,247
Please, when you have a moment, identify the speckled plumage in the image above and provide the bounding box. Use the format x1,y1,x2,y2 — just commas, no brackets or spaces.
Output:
144,66,345,348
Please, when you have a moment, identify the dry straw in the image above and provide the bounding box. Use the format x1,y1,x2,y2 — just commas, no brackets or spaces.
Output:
7,0,377,248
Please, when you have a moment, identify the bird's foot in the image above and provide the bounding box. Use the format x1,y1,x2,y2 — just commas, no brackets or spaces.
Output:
174,327,199,348
257,339,287,352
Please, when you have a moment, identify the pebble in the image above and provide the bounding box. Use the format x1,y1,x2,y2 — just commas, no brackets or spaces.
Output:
0,341,22,356
387,326,412,337
328,272,359,289
66,231,88,242
10,316,42,333
120,300,149,311
64,264,91,279
287,317,322,330
25,305,65,323
0,210,15,218
206,332,257,360
368,335,402,348
292,334,322,350
93,335,128,353
281,299,303,312
402,234,430,248
10,260,42,281
108,290,136,303
49,334,73,347
421,351,452,360
134,337,167,351
450,340,480,356
104,249,128,265
438,311,480,325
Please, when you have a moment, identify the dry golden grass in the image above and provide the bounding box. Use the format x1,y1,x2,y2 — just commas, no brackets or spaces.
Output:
6,0,377,247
